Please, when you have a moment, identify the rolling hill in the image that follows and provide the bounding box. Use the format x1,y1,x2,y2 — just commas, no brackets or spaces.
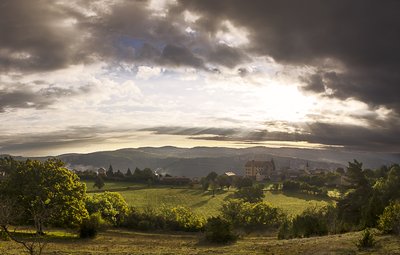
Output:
3,146,398,177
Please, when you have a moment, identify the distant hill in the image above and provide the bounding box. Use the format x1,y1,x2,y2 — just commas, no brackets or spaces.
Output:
2,146,399,177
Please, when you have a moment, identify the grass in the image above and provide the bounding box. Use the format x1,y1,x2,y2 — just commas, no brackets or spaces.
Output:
83,180,146,192
119,187,231,217
83,181,331,217
1,229,399,254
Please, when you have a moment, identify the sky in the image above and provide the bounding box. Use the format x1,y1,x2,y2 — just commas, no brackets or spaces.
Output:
0,0,399,156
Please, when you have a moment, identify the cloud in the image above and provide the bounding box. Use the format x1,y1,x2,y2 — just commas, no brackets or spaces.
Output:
0,84,92,112
0,126,138,155
0,126,105,153
160,44,204,68
140,126,240,136
175,0,400,114
136,66,162,80
142,121,400,153
0,0,86,72
207,44,248,68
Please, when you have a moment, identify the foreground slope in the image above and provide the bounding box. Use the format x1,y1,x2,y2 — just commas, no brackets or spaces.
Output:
1,229,399,255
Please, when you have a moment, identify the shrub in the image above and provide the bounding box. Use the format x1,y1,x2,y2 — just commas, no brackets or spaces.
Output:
378,201,400,235
205,217,237,244
0,229,10,241
161,206,205,232
277,220,292,240
85,192,129,226
277,206,335,239
221,199,285,231
291,207,328,238
356,228,376,250
121,206,204,232
137,220,153,231
79,213,105,239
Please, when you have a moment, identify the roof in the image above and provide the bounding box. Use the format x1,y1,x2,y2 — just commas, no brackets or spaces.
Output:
224,171,236,176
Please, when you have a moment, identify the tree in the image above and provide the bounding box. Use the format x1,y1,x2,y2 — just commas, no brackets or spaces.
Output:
126,168,132,177
0,196,47,255
206,171,218,182
93,175,105,190
234,177,253,189
106,164,114,177
209,180,219,197
337,160,372,228
200,177,209,191
379,201,400,234
217,175,232,190
1,158,88,234
233,185,264,203
115,169,125,178
344,160,368,188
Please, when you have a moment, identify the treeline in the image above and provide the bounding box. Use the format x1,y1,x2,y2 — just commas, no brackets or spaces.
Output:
77,165,157,183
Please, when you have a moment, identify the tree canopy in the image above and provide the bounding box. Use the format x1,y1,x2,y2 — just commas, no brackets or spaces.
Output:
0,158,88,233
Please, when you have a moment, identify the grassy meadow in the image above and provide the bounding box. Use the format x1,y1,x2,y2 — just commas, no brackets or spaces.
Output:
1,228,399,255
83,181,331,217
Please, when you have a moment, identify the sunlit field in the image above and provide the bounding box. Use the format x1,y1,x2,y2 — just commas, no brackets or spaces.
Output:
83,181,331,217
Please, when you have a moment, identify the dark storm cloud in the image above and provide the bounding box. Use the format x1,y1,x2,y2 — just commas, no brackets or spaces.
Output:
0,85,92,112
78,0,250,69
207,45,248,68
0,0,84,72
175,0,400,113
160,44,204,68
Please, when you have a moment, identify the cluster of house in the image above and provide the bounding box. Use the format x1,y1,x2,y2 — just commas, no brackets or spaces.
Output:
90,159,346,184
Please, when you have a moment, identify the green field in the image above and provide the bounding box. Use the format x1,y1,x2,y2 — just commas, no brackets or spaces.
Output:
84,181,331,217
83,180,146,192
1,229,399,255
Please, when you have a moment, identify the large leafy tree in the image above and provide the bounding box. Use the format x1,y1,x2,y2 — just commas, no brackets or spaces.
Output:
1,158,88,233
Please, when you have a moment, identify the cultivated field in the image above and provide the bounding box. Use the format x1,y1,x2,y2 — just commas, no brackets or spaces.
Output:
1,229,399,255
83,181,331,217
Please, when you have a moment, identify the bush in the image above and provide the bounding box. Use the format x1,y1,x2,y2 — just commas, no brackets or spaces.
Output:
161,206,205,232
0,229,10,241
138,220,153,231
85,192,129,226
291,207,328,238
277,206,334,239
205,217,237,244
357,228,376,250
221,199,285,231
378,201,400,235
121,206,204,232
79,213,105,239
277,220,292,240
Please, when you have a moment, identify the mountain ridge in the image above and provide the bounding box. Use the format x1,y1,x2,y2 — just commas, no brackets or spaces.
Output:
2,146,399,177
